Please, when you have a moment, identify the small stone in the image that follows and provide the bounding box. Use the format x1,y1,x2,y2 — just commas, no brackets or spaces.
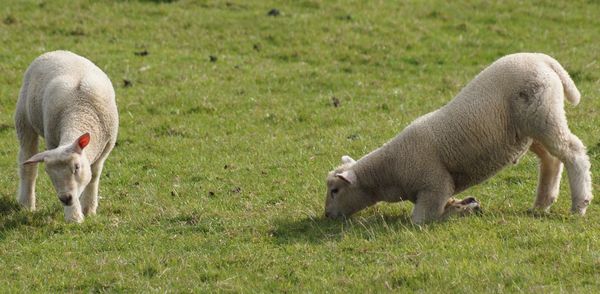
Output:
3,15,17,25
267,8,280,16
331,96,340,107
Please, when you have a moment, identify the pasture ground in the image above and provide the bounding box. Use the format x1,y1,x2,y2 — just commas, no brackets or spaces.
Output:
1,0,600,292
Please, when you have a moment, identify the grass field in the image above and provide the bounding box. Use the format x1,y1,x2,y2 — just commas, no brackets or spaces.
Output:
1,0,600,292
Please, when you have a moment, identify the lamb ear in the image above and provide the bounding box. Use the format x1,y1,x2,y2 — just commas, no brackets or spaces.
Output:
72,133,91,154
341,155,356,165
336,170,357,185
23,151,50,165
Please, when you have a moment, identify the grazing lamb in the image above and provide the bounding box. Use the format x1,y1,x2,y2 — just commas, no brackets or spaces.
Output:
15,50,119,223
325,53,592,224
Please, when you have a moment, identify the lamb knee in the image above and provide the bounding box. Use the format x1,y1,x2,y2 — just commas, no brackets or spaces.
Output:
412,201,443,224
411,191,454,224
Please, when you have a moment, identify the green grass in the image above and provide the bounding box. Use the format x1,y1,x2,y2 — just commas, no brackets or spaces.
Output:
1,0,600,292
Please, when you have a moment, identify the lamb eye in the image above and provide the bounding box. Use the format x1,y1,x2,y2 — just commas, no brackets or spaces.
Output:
331,188,339,195
74,164,80,173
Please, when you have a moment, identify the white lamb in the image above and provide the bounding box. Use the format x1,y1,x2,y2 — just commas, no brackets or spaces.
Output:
325,53,592,224
15,50,119,223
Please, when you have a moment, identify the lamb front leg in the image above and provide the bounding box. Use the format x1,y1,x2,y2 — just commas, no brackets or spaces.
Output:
18,162,38,210
81,159,105,216
17,130,39,211
412,194,481,224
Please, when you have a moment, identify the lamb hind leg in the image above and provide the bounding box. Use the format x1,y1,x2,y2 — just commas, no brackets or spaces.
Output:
522,75,592,214
561,134,592,214
531,128,592,215
530,141,563,212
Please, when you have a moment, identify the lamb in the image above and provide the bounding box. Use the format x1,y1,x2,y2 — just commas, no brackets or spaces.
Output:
15,50,119,223
325,53,592,224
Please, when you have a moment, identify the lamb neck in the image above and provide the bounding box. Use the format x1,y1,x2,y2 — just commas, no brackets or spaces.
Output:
353,141,412,203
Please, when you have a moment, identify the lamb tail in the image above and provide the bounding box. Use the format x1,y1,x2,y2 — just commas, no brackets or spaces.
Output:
544,55,581,105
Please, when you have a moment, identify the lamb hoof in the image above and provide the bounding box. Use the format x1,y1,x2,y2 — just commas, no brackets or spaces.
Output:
65,215,84,223
458,196,478,205
17,197,36,211
18,202,36,212
82,207,97,216
572,198,591,216
459,197,482,215
528,207,551,216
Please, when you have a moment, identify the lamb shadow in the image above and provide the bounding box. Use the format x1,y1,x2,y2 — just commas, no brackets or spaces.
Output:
0,195,32,237
0,195,61,237
0,195,20,215
271,213,415,245
519,208,578,221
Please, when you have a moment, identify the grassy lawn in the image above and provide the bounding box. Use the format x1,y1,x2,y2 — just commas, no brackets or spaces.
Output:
1,0,600,292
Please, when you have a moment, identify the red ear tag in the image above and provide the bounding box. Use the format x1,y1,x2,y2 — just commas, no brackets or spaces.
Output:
78,133,91,149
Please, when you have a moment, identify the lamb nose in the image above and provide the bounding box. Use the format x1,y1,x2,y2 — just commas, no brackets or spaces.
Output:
59,194,73,206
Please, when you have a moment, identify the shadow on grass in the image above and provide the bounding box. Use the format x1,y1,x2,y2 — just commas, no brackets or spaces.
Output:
270,206,575,245
484,203,578,220
0,195,19,215
0,195,61,237
271,213,415,244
